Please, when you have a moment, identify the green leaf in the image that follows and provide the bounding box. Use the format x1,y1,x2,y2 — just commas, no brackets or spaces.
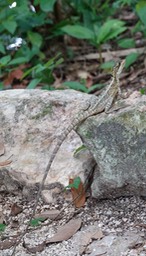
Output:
28,31,43,49
42,85,55,90
100,60,115,70
119,0,134,5
136,0,146,27
61,25,94,40
34,64,46,74
63,81,88,92
45,59,55,68
0,223,6,232
40,0,57,12
65,177,81,190
9,57,29,65
140,88,146,95
7,0,16,5
105,27,126,41
44,53,63,69
87,84,106,93
30,217,45,227
0,82,4,90
97,19,126,44
22,66,34,79
0,55,11,66
54,57,64,67
27,78,42,89
34,0,40,5
0,42,5,54
125,52,139,69
72,177,81,189
118,38,135,48
22,54,62,82
2,20,17,34
74,145,87,156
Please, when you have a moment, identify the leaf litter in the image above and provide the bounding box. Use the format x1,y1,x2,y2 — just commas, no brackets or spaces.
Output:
23,218,82,253
1,192,146,255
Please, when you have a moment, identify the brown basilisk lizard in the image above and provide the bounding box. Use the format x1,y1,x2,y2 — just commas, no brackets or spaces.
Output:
11,59,125,255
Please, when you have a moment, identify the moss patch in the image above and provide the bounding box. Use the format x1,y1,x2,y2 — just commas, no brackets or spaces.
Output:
31,105,52,119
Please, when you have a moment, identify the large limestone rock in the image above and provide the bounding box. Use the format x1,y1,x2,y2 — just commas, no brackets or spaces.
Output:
0,89,95,196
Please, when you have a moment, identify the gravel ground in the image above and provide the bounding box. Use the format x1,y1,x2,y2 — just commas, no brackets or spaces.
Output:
0,191,146,256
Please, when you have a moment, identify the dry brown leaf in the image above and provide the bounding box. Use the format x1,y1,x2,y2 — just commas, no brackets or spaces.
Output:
34,210,61,220
0,159,12,167
70,178,86,208
79,228,104,254
86,76,93,88
22,219,82,253
46,218,82,244
0,238,18,250
4,68,23,86
79,232,94,254
11,203,23,216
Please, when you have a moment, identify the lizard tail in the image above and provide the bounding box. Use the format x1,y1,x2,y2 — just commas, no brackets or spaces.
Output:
26,110,89,224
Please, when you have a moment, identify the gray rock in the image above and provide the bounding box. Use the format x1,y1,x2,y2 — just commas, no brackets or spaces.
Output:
78,91,146,198
86,230,144,256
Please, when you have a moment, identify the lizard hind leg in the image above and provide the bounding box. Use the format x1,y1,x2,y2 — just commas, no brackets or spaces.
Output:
104,97,116,113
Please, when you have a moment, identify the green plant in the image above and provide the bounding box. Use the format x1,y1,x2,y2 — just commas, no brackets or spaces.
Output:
118,38,135,48
65,176,81,190
0,0,145,90
140,88,146,95
30,217,45,227
136,1,146,28
0,223,6,232
61,19,127,63
62,80,105,93
125,52,140,69
0,52,63,89
22,54,64,89
116,0,138,7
